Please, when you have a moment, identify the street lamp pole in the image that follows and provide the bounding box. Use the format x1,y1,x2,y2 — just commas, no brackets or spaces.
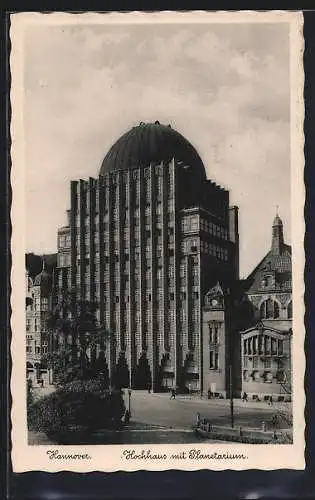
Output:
128,388,132,417
229,363,234,428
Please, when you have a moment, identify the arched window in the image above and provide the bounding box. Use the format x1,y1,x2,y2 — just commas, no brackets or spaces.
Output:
260,299,280,319
266,298,274,318
274,301,279,318
287,300,292,319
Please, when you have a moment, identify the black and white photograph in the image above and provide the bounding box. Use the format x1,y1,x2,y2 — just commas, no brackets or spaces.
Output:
10,11,305,472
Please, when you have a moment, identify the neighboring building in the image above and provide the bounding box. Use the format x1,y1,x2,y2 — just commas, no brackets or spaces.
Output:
26,258,54,387
240,214,292,401
55,121,239,392
202,283,230,398
201,279,249,399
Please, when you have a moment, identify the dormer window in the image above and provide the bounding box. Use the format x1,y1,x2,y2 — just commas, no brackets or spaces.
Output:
261,274,273,289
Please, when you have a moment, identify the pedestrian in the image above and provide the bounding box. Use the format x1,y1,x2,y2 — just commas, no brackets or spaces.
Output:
207,389,211,400
124,409,130,424
170,388,176,400
269,395,273,406
196,412,201,427
272,414,278,428
242,392,248,402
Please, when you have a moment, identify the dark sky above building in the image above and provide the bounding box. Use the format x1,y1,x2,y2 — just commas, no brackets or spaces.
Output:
24,18,291,277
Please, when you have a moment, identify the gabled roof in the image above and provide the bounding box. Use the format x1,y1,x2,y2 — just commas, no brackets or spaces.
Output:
245,244,292,294
205,281,224,298
241,320,291,338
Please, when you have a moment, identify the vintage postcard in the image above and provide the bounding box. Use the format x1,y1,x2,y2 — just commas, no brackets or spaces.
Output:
10,11,305,472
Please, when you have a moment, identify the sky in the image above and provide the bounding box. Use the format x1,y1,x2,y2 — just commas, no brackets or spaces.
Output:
24,20,291,278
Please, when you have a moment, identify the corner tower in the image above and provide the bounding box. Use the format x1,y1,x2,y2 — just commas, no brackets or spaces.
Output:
271,212,285,255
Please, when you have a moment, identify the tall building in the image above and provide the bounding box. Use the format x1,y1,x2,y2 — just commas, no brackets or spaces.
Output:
56,121,239,392
240,213,292,401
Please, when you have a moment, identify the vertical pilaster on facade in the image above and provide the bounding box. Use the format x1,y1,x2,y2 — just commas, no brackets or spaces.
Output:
107,174,115,382
70,181,78,296
149,163,157,391
98,179,104,326
127,170,134,388
79,180,85,304
88,177,94,306
117,171,123,358
161,162,167,358
198,252,203,394
173,159,180,388
229,206,240,280
139,167,145,360
185,256,191,352
240,332,244,395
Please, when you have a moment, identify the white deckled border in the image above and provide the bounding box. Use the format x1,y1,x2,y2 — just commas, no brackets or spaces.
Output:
10,10,305,473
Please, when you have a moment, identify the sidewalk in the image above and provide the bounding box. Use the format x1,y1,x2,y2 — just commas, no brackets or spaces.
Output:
143,391,292,411
31,384,56,401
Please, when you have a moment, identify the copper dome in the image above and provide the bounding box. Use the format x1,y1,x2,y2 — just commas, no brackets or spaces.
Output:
99,121,206,178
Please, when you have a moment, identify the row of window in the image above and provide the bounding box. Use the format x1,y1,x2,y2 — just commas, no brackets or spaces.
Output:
77,276,199,291
259,299,292,319
102,301,199,317
180,238,199,254
76,248,175,265
75,214,176,234
76,188,175,215
243,356,285,369
106,316,199,328
58,234,71,249
200,219,229,240
76,169,174,203
243,336,284,356
26,346,48,354
181,216,229,241
243,369,286,383
58,253,71,267
97,165,174,184
109,291,189,303
201,241,228,260
26,298,49,312
78,266,179,280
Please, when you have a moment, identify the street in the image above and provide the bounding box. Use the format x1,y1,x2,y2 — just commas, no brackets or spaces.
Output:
28,388,292,445
125,391,291,431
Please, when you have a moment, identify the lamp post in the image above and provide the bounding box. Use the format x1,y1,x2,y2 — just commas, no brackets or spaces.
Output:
229,363,234,428
128,388,132,417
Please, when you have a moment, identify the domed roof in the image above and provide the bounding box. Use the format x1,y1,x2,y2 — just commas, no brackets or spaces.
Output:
34,270,51,286
34,258,52,293
99,121,206,178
